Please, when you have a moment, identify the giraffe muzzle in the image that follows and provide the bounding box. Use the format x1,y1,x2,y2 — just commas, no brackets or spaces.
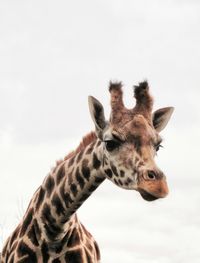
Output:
137,173,169,201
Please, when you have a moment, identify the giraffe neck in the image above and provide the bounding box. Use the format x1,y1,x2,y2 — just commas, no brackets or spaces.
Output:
34,137,105,243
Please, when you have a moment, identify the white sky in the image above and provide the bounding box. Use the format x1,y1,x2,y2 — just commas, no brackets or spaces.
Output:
0,1,200,262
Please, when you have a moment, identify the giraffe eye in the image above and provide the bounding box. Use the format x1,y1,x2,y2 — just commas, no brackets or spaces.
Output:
155,144,163,152
105,140,120,152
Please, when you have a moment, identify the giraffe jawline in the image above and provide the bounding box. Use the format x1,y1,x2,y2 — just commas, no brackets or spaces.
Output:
139,189,159,202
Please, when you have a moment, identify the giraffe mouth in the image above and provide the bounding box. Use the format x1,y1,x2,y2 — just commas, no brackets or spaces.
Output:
139,189,159,201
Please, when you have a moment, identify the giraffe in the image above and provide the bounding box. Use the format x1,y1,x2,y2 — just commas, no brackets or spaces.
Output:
0,81,174,263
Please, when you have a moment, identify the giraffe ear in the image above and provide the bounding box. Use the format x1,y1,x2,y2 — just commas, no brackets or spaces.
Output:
152,107,174,132
88,96,107,134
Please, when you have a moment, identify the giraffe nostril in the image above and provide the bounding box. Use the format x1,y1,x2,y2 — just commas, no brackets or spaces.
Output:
147,171,156,180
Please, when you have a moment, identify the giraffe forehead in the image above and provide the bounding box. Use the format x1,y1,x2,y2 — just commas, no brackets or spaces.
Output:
110,114,157,143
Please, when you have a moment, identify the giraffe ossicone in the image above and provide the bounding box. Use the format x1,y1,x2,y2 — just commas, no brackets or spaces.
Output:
1,81,174,262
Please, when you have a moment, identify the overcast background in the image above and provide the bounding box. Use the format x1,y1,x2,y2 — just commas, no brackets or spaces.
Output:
0,0,200,262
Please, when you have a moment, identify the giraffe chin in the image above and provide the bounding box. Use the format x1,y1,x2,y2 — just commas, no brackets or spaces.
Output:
139,189,159,202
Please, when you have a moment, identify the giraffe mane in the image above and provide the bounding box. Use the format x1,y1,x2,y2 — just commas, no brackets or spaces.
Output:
64,131,97,161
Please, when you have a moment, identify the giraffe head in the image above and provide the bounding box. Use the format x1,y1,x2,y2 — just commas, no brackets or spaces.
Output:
88,81,174,201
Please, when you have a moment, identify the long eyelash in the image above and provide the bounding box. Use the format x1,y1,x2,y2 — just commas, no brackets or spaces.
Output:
155,144,163,152
112,134,124,143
